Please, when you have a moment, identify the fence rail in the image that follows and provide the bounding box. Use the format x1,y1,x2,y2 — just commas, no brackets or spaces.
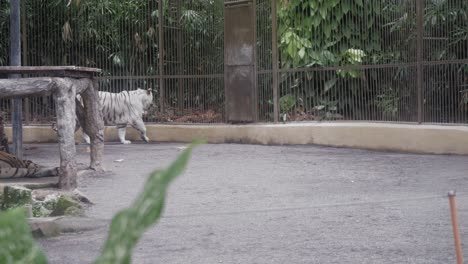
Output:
0,0,467,125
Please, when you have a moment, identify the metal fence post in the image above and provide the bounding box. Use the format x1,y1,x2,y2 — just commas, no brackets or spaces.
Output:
10,0,22,158
21,0,29,124
253,0,258,122
271,0,279,123
416,0,424,124
158,0,165,114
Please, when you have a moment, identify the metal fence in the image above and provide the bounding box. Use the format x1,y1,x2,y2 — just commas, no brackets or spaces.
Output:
1,0,225,124
258,0,468,124
0,0,467,125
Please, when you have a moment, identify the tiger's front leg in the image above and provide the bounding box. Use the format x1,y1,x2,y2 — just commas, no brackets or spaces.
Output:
117,126,132,144
132,119,149,143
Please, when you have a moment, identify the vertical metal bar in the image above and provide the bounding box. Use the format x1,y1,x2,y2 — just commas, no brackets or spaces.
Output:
251,0,259,122
416,0,424,124
252,0,258,122
223,2,228,123
10,0,22,158
21,0,29,125
448,191,464,264
176,0,184,111
158,0,165,113
271,0,279,123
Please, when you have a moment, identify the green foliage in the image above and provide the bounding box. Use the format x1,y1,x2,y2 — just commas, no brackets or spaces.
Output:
0,0,9,66
277,0,381,68
278,94,296,121
2,186,32,211
0,208,48,264
375,88,399,119
336,48,366,78
0,141,202,264
0,0,224,112
1,0,467,122
275,0,468,122
50,195,82,217
279,94,296,114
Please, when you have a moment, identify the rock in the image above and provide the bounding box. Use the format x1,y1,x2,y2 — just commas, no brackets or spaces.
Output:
29,217,62,238
31,191,60,217
32,200,52,218
50,195,82,217
24,204,33,218
64,206,85,217
4,188,90,218
32,189,54,201
72,189,94,205
28,217,106,238
31,190,91,218
3,185,32,210
41,193,59,210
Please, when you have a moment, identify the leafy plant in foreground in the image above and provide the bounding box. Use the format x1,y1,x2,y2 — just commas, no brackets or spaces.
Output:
0,208,48,264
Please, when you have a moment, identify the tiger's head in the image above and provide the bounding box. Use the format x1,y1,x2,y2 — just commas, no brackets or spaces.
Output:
137,88,155,116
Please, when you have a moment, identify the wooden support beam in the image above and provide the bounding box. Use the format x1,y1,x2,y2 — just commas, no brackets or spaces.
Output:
0,71,103,190
0,78,56,97
0,77,92,98
78,80,104,171
53,79,77,190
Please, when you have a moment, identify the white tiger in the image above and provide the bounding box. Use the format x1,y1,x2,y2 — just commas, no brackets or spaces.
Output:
77,88,155,144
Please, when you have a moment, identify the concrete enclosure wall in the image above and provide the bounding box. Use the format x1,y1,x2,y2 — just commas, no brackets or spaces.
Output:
4,123,468,155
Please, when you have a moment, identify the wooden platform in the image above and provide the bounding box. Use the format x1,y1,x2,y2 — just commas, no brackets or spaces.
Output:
0,66,104,189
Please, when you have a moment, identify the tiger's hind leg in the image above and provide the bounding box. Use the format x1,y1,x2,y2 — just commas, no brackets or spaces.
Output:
117,125,131,144
132,119,149,143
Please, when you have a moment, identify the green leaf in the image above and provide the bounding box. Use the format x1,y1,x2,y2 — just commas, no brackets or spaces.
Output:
324,24,332,38
279,94,296,112
298,48,306,59
342,0,351,14
312,15,321,28
0,208,48,264
287,42,296,59
94,140,203,264
319,7,327,19
324,77,337,93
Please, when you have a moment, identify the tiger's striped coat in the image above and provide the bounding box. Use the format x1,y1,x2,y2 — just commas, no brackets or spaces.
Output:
0,151,59,179
77,88,154,144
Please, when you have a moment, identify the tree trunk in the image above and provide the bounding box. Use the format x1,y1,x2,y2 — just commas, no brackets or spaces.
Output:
78,80,104,171
53,78,77,190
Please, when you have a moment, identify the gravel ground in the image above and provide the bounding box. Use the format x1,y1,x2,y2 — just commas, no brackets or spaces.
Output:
25,142,468,264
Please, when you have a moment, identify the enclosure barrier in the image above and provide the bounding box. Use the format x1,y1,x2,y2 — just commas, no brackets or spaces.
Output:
0,0,467,125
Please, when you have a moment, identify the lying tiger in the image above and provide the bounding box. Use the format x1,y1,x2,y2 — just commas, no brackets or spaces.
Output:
53,88,155,144
0,151,59,178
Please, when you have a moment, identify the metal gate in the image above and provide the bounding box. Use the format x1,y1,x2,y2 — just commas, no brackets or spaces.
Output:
224,0,257,123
